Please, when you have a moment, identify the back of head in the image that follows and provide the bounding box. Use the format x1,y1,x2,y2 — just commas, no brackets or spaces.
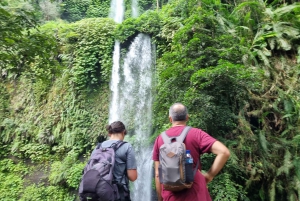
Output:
106,121,127,134
169,103,188,121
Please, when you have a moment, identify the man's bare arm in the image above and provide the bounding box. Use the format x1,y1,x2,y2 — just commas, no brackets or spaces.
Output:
202,141,230,183
127,169,137,181
154,161,163,201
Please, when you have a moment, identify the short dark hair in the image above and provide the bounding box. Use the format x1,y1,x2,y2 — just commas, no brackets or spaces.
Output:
106,121,127,134
169,103,188,121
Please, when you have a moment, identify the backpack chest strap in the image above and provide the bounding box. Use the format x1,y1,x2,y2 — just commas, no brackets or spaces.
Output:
161,126,191,144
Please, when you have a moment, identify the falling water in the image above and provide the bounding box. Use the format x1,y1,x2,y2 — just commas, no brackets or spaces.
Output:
132,0,139,17
118,33,154,201
108,0,124,121
109,0,125,23
109,41,121,121
108,1,154,201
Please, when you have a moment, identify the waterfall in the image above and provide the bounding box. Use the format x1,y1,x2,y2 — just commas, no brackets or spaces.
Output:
109,0,125,23
108,0,124,122
132,0,139,17
109,41,121,121
108,2,154,201
119,33,154,201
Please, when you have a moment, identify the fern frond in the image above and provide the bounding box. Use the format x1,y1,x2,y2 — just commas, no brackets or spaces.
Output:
283,99,294,114
269,179,276,201
293,176,300,200
293,157,300,180
232,1,263,15
268,38,276,50
277,150,293,177
262,47,272,56
259,131,268,152
287,190,297,201
297,47,300,63
273,4,300,17
277,38,291,51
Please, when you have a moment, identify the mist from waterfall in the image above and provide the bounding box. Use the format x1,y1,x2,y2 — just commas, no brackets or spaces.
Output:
108,2,154,201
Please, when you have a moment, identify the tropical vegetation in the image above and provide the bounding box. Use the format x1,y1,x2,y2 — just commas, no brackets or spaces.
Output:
0,0,299,200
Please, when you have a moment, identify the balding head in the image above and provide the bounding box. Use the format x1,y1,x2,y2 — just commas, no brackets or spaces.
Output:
169,103,188,121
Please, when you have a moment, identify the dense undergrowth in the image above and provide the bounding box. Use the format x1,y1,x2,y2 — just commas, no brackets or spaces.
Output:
1,0,300,200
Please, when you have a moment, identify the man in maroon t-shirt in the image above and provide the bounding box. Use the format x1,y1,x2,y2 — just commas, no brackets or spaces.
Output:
152,103,230,201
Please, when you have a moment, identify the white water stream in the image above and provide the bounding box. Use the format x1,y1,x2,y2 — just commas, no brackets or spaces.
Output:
108,2,154,201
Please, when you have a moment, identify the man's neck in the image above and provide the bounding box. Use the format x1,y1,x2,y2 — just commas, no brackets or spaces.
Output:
109,133,124,140
172,121,187,127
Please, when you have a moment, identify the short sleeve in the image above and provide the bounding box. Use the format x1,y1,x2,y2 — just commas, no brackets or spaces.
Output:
152,136,160,161
199,130,217,153
126,144,137,169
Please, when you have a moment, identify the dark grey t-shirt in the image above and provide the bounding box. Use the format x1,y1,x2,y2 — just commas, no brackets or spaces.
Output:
93,140,137,192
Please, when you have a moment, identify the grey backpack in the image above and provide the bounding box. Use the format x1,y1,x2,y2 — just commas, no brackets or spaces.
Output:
79,141,127,201
159,126,198,191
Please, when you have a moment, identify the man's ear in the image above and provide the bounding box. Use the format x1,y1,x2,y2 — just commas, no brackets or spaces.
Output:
169,116,172,123
186,115,189,121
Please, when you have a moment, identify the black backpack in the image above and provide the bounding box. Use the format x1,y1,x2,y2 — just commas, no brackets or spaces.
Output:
79,141,127,201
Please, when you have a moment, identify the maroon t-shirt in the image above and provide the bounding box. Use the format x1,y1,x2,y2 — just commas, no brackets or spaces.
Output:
152,126,217,201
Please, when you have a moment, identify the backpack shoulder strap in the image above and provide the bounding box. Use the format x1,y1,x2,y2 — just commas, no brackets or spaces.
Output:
161,126,192,144
161,131,171,144
176,126,191,143
96,143,102,149
111,141,127,152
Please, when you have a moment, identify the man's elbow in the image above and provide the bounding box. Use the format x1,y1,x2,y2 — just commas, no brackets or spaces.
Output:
129,175,137,182
223,148,230,159
128,169,138,181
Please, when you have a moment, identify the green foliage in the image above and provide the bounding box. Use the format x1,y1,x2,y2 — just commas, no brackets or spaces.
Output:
60,0,91,22
1,0,300,200
0,83,9,122
233,1,300,66
153,9,249,131
152,1,300,200
62,18,116,90
49,150,86,188
115,11,162,43
138,0,155,13
186,61,261,135
61,0,111,22
0,159,29,201
209,173,248,201
19,143,51,163
0,7,60,79
20,184,74,201
0,173,23,200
